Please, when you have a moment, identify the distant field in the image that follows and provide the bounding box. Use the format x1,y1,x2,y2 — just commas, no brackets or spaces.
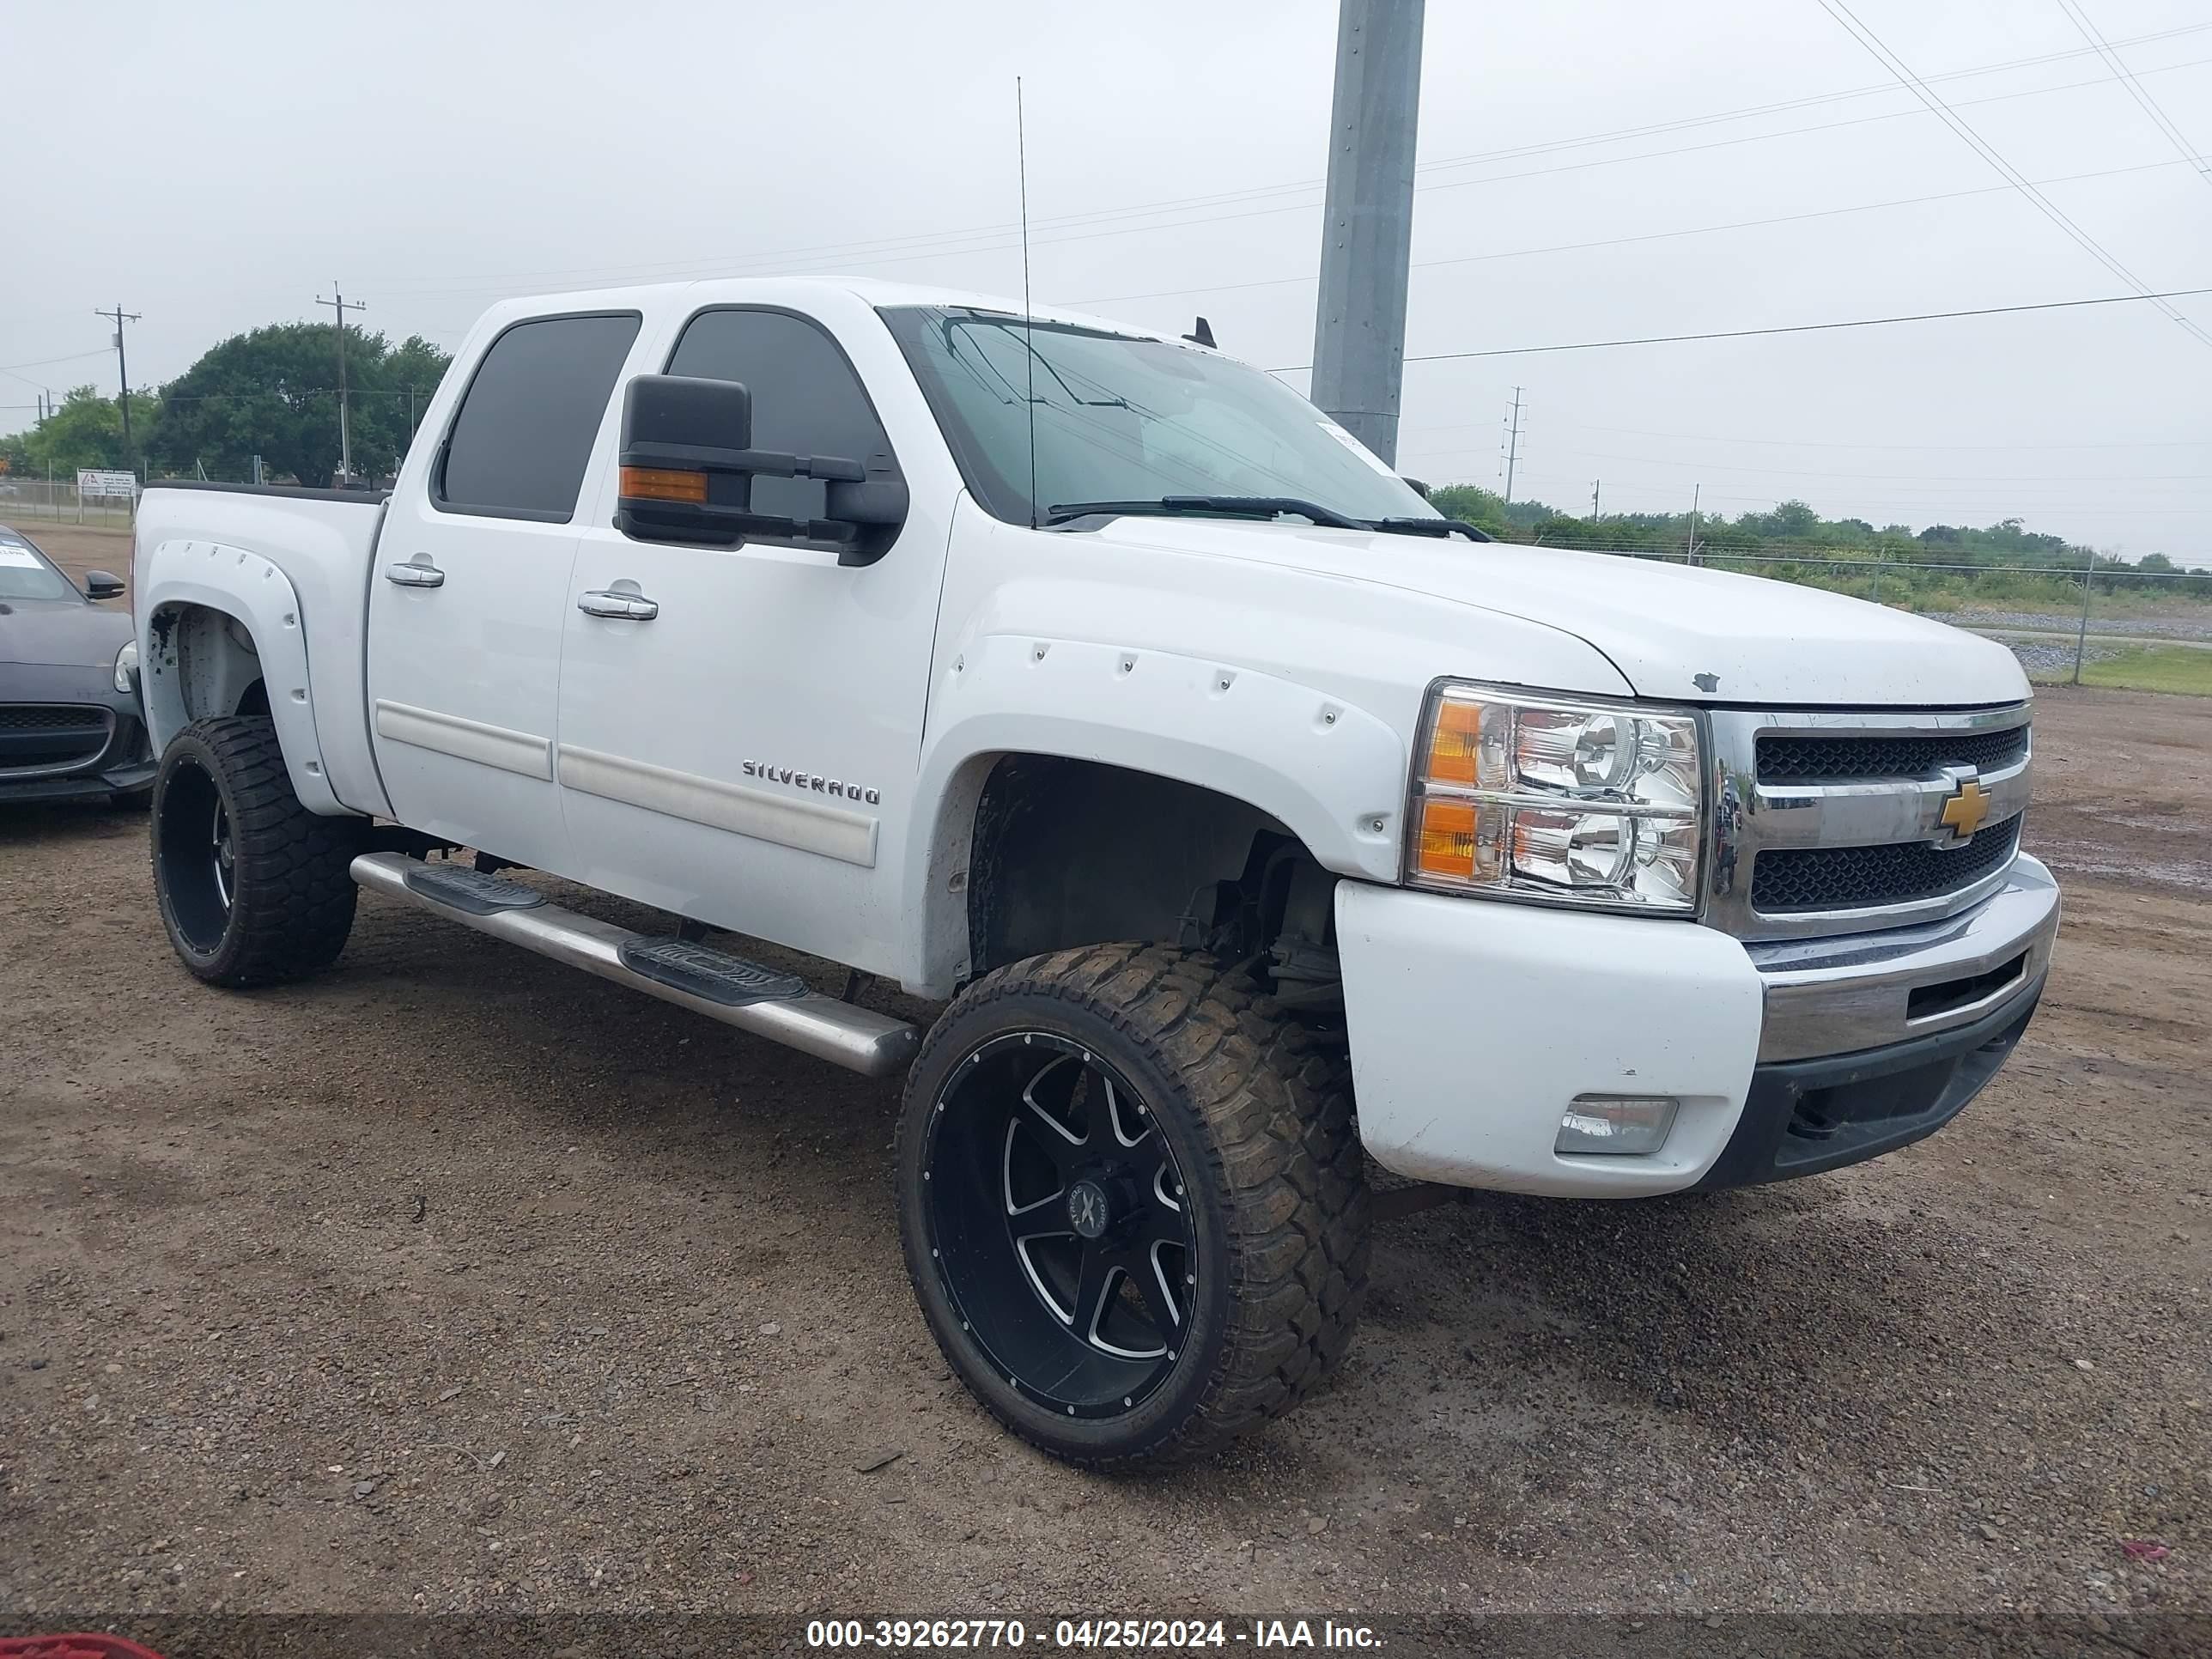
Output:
2029,643,2212,697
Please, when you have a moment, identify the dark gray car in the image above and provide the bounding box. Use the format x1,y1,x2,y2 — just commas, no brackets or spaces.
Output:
0,526,155,805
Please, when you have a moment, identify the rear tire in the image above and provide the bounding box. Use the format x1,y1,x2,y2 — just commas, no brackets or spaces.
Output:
896,943,1369,1467
151,716,362,987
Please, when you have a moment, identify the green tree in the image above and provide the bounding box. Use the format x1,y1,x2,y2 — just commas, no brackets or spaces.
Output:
148,323,451,484
9,385,161,479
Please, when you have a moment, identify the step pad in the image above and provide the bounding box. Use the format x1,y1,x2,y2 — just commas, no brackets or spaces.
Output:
403,862,548,915
618,939,809,1006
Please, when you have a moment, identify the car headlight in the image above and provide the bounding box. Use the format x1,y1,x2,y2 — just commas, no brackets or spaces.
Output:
1407,682,1705,912
113,639,139,693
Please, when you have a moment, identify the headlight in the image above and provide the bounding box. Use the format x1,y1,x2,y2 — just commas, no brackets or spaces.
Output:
113,639,140,694
1407,683,1705,912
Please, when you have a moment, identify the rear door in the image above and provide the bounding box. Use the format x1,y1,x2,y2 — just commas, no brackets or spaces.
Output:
367,310,644,867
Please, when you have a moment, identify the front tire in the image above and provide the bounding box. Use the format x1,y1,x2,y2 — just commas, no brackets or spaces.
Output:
896,944,1369,1466
151,716,362,987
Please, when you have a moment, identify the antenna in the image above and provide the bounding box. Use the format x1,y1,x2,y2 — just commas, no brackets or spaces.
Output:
1017,76,1038,530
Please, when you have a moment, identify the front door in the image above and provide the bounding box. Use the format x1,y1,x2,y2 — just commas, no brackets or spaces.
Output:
368,310,645,868
554,303,947,975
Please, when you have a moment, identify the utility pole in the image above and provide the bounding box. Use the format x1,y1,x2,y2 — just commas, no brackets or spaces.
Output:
1309,0,1425,467
1501,386,1523,504
315,284,367,483
1590,479,1601,521
94,304,142,475
1687,483,1702,563
2071,543,2097,685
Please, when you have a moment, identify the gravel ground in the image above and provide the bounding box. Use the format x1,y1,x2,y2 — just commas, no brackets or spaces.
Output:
3,637,2208,1628
1998,637,2126,679
1928,608,2212,644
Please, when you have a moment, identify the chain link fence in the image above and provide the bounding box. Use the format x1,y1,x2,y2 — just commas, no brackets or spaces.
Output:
1592,548,2212,692
0,478,137,529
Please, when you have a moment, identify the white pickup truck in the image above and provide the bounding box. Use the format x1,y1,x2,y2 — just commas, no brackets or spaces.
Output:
133,277,2057,1465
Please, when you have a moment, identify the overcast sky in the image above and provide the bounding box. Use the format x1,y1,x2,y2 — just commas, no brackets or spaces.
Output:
6,0,2209,559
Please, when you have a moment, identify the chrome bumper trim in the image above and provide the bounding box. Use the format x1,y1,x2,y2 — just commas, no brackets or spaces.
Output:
1747,854,2059,1062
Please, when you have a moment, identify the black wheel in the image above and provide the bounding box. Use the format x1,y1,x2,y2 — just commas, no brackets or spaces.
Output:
151,716,362,987
897,944,1369,1466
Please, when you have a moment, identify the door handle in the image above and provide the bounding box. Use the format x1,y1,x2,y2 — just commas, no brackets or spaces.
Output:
386,557,445,588
577,588,659,621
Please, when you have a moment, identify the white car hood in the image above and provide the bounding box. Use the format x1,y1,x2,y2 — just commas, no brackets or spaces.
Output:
1085,519,2031,708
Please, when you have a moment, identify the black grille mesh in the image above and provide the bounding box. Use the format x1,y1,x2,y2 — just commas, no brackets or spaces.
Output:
0,704,106,732
1753,818,2021,913
1757,725,2028,782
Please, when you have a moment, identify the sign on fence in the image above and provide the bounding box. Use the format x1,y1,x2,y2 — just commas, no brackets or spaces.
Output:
76,469,137,499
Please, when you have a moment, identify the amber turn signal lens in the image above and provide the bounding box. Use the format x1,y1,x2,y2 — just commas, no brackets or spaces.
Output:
1425,698,1483,787
1415,798,1479,880
620,465,708,504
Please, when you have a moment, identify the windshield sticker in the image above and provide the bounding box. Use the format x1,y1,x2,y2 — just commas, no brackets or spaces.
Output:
0,547,41,568
1317,422,1403,480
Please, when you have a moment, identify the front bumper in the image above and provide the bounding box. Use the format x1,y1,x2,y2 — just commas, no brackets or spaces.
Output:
1334,854,2059,1198
0,663,155,804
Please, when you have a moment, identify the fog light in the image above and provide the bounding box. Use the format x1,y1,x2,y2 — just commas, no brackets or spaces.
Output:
1556,1095,1679,1157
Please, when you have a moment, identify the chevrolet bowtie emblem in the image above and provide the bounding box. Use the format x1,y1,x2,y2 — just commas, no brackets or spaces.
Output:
1940,776,1992,841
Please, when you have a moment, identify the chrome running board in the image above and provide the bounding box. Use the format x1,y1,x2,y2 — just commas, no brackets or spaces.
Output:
349,852,919,1077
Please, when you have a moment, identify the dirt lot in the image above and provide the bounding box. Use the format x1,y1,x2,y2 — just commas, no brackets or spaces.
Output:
2,580,2208,1625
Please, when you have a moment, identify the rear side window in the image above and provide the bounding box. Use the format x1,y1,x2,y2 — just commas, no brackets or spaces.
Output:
665,308,897,525
436,313,641,520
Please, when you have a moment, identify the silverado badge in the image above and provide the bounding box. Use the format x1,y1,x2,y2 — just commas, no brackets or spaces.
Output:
1939,775,1992,841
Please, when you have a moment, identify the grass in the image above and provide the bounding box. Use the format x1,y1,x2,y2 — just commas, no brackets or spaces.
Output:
2031,644,2212,696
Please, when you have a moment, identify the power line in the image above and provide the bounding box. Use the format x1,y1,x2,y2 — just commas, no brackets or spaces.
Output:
1816,0,2212,352
1266,286,2212,372
1407,19,2212,181
365,37,2212,303
1066,154,2193,310
1414,444,2212,484
1453,418,2209,453
2054,0,2212,193
0,347,112,386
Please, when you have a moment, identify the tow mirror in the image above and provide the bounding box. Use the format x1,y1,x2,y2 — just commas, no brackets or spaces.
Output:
613,374,908,567
84,570,125,600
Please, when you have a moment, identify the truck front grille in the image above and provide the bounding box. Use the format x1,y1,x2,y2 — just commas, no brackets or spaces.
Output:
1756,725,2029,784
1751,818,2022,914
1708,703,2032,940
0,703,114,775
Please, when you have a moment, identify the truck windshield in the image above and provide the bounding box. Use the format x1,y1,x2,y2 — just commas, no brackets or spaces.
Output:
878,306,1437,531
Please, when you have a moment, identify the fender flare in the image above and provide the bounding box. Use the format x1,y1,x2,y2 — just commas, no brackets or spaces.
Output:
138,537,344,815
903,632,1407,994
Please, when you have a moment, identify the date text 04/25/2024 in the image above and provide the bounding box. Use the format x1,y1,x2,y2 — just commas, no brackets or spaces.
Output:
804,1619,1382,1650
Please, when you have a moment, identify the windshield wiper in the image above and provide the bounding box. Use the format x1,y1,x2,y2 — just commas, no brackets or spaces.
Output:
1370,516,1493,543
1046,495,1371,531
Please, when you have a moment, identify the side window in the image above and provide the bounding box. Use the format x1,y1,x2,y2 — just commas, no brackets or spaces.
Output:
436,313,641,520
665,309,896,525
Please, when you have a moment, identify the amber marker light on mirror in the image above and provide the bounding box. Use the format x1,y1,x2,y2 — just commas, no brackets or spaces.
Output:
619,465,708,503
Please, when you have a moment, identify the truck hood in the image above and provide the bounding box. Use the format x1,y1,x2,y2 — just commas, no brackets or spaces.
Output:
1087,519,2030,708
0,598,132,668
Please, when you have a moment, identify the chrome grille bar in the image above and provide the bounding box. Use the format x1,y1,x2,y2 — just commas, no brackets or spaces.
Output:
1705,702,2033,941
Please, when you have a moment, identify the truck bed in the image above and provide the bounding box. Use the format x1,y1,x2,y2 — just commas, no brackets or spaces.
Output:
135,481,392,817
